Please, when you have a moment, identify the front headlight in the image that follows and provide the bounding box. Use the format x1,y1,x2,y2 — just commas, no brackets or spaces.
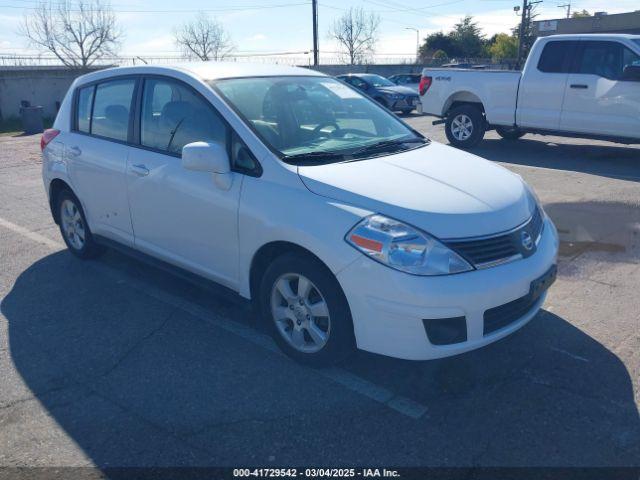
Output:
345,214,474,276
385,92,401,99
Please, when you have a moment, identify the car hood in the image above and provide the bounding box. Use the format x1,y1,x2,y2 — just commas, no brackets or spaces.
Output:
297,142,535,239
376,85,417,96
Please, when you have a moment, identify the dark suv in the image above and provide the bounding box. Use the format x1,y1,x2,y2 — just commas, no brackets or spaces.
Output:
336,74,419,114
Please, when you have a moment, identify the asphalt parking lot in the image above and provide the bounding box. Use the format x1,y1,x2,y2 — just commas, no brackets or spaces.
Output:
0,118,639,469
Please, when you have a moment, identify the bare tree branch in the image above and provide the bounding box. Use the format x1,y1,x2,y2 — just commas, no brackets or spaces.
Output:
19,0,121,69
174,13,234,61
329,7,380,65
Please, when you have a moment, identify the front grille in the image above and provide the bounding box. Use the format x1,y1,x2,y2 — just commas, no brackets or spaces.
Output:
483,292,540,336
445,207,544,268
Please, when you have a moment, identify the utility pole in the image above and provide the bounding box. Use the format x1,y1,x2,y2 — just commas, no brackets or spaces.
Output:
516,0,528,69
405,27,419,63
558,1,571,18
312,0,319,66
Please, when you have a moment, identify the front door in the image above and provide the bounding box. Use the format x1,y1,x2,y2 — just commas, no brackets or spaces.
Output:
126,77,242,288
560,40,640,139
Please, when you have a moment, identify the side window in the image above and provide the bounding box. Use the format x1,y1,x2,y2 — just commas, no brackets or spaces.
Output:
75,86,94,133
537,41,574,73
91,79,135,141
231,131,259,175
577,42,625,80
141,78,228,155
622,46,640,73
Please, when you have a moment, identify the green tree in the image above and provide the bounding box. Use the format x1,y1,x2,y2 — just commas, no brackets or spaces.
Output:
489,33,518,61
418,31,459,61
450,15,485,58
433,49,448,61
571,9,590,18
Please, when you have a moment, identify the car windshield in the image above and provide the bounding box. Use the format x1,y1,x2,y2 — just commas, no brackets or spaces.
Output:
212,76,426,165
362,74,395,87
634,39,640,50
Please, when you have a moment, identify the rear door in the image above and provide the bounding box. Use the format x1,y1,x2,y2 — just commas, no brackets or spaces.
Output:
67,77,137,245
560,40,640,139
517,40,578,129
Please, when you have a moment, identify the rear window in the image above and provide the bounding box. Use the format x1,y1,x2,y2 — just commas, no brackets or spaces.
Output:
537,41,576,73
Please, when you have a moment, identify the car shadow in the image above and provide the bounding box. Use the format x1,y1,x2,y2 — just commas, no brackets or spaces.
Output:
469,137,640,182
2,249,639,468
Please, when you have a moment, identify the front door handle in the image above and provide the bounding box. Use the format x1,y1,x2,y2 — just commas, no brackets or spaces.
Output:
131,164,149,177
570,84,588,89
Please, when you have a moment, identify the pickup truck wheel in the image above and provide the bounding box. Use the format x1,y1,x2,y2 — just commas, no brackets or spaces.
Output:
445,105,485,149
496,126,525,140
259,252,355,367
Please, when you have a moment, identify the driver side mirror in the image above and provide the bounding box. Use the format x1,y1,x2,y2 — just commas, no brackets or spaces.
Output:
622,65,640,81
182,141,230,174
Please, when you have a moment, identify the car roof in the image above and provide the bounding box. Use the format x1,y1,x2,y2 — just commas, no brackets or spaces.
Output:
73,61,326,86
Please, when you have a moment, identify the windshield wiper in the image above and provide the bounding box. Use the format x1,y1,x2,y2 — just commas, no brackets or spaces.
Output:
351,137,427,157
282,150,347,165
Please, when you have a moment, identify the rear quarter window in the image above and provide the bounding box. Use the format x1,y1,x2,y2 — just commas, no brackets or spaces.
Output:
537,41,577,73
75,86,94,133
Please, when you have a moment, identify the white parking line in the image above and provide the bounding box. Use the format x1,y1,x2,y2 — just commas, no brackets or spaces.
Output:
0,216,429,419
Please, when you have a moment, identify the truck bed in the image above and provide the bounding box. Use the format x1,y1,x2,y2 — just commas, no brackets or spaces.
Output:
420,68,521,126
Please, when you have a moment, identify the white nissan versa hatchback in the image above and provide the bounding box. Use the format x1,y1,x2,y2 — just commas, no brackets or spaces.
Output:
42,63,559,366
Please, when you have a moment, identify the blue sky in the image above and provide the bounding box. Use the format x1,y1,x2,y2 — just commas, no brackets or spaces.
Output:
1,0,638,60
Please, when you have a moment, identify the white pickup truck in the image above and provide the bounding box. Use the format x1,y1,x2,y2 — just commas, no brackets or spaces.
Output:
418,34,640,148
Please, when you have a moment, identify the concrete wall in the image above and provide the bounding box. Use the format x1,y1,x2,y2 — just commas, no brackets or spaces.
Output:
0,67,101,121
310,64,425,77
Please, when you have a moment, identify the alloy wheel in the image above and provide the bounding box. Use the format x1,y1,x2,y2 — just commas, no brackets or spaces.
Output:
270,273,331,353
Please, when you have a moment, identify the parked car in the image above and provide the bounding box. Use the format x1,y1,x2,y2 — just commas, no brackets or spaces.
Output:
42,62,558,366
419,34,640,148
336,73,419,114
388,73,421,93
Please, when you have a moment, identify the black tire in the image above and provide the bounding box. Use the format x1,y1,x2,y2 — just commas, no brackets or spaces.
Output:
400,108,413,116
258,252,355,367
445,104,485,149
56,189,105,259
496,126,525,140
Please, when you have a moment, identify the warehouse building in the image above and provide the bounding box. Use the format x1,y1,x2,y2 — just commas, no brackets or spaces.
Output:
534,10,640,37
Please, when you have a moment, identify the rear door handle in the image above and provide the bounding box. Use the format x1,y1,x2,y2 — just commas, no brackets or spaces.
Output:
130,164,149,177
570,84,588,89
68,146,82,157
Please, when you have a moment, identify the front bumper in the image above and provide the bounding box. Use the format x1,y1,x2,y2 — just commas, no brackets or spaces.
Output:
390,96,419,111
336,217,559,360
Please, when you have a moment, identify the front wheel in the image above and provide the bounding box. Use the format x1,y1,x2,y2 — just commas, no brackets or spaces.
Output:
258,252,355,367
496,126,526,140
445,105,485,149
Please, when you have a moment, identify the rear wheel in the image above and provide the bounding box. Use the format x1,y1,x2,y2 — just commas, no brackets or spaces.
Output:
57,190,104,259
496,126,525,140
445,105,485,149
258,252,355,367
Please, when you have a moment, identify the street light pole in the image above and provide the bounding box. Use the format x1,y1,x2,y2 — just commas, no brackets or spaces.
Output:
405,27,419,63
